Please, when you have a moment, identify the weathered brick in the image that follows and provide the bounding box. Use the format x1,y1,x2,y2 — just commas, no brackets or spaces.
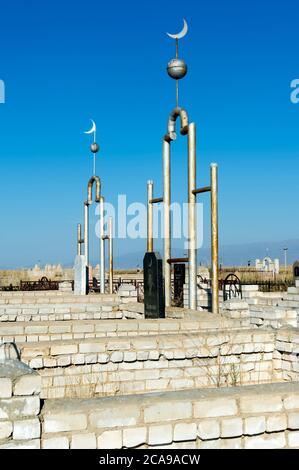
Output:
288,431,299,448
266,414,287,432
0,396,40,419
197,419,220,440
97,430,122,449
51,344,78,355
239,395,283,414
243,416,266,435
42,437,69,449
0,421,12,439
244,432,286,449
14,374,41,396
79,343,105,353
221,417,243,438
194,398,238,418
89,405,140,428
288,412,299,430
71,433,96,449
43,413,87,433
123,427,147,448
173,422,197,441
13,418,40,440
0,377,12,398
148,425,173,446
144,401,192,423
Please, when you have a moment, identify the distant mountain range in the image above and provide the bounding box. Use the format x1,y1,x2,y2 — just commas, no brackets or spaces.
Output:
87,239,299,269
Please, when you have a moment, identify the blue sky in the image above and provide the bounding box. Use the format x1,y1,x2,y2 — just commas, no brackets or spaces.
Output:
0,0,298,267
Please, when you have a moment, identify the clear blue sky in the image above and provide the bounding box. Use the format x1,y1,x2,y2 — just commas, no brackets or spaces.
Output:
0,0,298,268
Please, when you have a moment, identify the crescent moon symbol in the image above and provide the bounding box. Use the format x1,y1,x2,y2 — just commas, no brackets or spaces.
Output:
84,119,96,135
167,19,188,40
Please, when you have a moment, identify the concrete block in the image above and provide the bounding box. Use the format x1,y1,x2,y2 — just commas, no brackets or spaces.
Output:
123,427,147,448
14,374,41,396
221,417,243,438
173,422,197,442
13,418,40,440
43,413,87,433
197,419,220,440
288,431,299,448
266,414,287,432
148,425,173,446
0,377,12,398
71,433,96,449
194,398,238,418
51,344,78,355
144,401,192,423
244,432,286,449
243,416,266,435
288,412,299,430
0,420,13,439
89,405,140,428
0,396,40,419
97,429,122,449
239,395,283,414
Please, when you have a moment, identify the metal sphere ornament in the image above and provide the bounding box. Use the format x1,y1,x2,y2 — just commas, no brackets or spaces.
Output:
167,58,187,80
90,142,99,154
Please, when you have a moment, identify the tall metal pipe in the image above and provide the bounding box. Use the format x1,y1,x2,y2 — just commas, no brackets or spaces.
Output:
163,139,171,307
188,123,197,310
77,223,82,256
108,217,113,294
100,196,105,294
211,163,219,314
147,180,154,253
84,202,89,266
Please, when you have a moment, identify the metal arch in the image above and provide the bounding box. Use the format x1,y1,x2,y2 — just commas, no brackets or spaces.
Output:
223,273,242,302
87,175,101,204
165,107,189,141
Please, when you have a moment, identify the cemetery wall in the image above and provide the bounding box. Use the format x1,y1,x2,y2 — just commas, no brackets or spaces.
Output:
14,328,277,399
0,360,41,449
40,382,299,449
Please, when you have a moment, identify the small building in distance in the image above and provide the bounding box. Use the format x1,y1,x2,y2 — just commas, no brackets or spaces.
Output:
255,257,279,274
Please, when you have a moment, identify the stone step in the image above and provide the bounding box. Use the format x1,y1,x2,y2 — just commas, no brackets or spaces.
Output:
0,294,120,305
0,316,242,344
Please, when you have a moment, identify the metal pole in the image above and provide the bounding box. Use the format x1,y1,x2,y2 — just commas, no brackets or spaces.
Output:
188,123,197,310
109,217,113,294
100,196,105,294
284,248,288,272
163,139,171,307
147,180,154,253
211,163,219,314
77,223,82,256
84,202,89,266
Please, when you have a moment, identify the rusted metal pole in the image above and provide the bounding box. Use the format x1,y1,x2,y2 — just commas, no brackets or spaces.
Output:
84,202,89,266
108,217,113,294
163,138,171,307
147,180,153,253
100,196,105,294
188,122,197,310
77,223,82,256
211,163,219,314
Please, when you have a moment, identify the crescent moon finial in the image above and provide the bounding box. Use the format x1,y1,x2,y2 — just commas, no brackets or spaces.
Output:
84,119,96,135
167,18,188,40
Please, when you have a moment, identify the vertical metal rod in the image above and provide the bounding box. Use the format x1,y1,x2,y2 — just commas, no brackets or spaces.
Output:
77,223,82,256
84,203,89,266
108,217,113,294
163,139,171,307
100,196,105,294
211,163,219,314
188,123,197,310
147,180,154,252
